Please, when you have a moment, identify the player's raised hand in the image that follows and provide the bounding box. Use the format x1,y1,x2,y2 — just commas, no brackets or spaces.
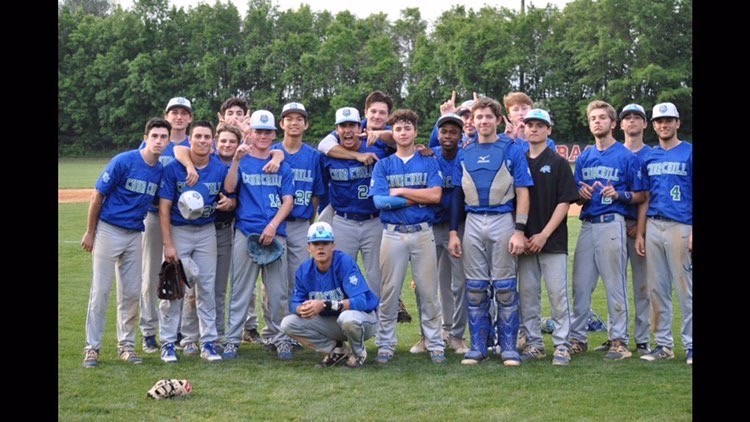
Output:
234,143,251,161
439,90,458,116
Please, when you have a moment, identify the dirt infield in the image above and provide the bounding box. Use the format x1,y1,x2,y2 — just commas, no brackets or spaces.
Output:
58,189,582,216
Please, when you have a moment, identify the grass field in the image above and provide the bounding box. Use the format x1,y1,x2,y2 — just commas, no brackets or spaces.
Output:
58,158,692,420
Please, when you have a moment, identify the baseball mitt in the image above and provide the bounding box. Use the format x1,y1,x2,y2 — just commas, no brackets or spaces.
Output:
147,379,192,400
157,260,188,301
246,234,284,265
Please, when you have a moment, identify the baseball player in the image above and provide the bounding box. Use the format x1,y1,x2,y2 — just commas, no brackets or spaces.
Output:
411,113,469,355
635,102,692,365
139,97,193,355
502,92,556,153
320,107,392,302
281,222,380,369
593,103,653,355
446,97,533,367
369,109,446,365
81,117,169,368
272,102,327,295
157,120,230,363
569,100,645,360
515,109,579,366
222,110,297,361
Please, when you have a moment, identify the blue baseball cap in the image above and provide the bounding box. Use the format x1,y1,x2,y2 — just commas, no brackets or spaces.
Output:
523,108,553,126
307,222,335,243
619,103,647,121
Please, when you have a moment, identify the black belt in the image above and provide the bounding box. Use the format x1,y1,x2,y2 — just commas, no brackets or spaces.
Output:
285,217,309,223
215,220,233,229
385,222,431,233
582,213,619,224
336,212,379,221
650,215,677,223
470,210,502,215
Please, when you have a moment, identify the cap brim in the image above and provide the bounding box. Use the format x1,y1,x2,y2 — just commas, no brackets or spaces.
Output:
523,118,551,126
281,110,307,118
166,105,192,114
335,119,360,125
619,111,646,120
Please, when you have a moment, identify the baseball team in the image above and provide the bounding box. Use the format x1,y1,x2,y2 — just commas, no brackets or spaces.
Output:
79,90,693,369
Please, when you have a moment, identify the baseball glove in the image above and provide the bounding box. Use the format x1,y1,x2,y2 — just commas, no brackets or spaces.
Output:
586,310,608,332
147,379,192,400
157,260,189,301
246,234,284,265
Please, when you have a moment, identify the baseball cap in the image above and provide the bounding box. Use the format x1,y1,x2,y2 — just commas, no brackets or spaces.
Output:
437,113,464,130
281,102,308,119
335,107,361,125
456,100,474,116
165,97,193,114
250,110,277,130
523,108,553,126
177,190,204,220
619,103,647,121
180,257,200,286
307,221,335,243
651,102,679,121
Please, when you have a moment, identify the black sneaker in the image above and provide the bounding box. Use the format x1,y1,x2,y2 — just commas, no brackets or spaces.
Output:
636,343,651,355
315,346,350,368
242,328,264,345
262,341,277,353
142,335,160,354
397,300,412,323
343,352,366,369
594,340,612,352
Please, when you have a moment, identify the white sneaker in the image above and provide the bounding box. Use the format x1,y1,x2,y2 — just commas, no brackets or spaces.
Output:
409,336,427,354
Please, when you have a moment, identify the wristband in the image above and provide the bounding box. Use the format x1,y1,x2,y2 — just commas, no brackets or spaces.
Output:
515,223,527,232
616,190,633,204
323,300,332,312
269,221,277,229
515,214,528,225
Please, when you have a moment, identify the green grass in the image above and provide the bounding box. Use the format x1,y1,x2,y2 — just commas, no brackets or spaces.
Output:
58,159,692,420
58,158,110,189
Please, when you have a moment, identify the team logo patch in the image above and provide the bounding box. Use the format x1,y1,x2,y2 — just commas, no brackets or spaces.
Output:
343,109,351,117
348,275,358,286
260,114,269,123
540,165,551,174
659,104,668,113
477,155,490,163
102,171,111,183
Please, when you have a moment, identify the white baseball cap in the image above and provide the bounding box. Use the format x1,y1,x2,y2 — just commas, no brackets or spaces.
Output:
523,108,553,126
177,190,204,220
165,97,193,114
250,110,277,130
456,100,474,116
180,257,200,285
619,103,647,121
335,107,361,125
307,221,335,242
651,102,679,121
280,102,308,119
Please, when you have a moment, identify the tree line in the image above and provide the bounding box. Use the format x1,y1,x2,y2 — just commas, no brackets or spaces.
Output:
58,0,692,156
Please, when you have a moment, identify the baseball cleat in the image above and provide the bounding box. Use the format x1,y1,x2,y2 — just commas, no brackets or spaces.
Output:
142,335,160,354
83,349,99,368
242,328,264,345
430,350,447,364
410,336,427,354
118,349,144,364
222,343,239,359
594,340,612,352
636,343,651,355
161,343,178,363
640,345,674,362
374,352,393,365
316,345,350,368
605,340,632,360
552,346,571,366
200,342,222,361
520,346,547,362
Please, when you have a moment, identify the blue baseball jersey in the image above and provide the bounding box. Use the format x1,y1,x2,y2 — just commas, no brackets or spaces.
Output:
140,137,191,213
641,141,692,225
428,119,474,148
513,137,556,153
95,149,163,232
289,250,379,314
431,146,460,224
321,140,391,216
158,155,228,226
271,142,326,220
369,152,443,225
453,135,534,214
624,145,652,220
230,156,295,237
574,141,645,220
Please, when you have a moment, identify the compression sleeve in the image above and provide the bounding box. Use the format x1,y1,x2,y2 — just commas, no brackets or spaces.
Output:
450,186,465,231
373,195,408,210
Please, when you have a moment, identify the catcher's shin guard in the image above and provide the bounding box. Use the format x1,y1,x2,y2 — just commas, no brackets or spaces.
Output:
494,278,521,361
464,279,491,360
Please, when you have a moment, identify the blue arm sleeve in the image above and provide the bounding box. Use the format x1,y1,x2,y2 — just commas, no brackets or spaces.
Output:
373,195,408,210
450,186,465,231
348,293,368,311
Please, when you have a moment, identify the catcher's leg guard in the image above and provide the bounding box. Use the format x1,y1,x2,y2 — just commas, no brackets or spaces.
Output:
494,278,521,362
464,279,491,360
